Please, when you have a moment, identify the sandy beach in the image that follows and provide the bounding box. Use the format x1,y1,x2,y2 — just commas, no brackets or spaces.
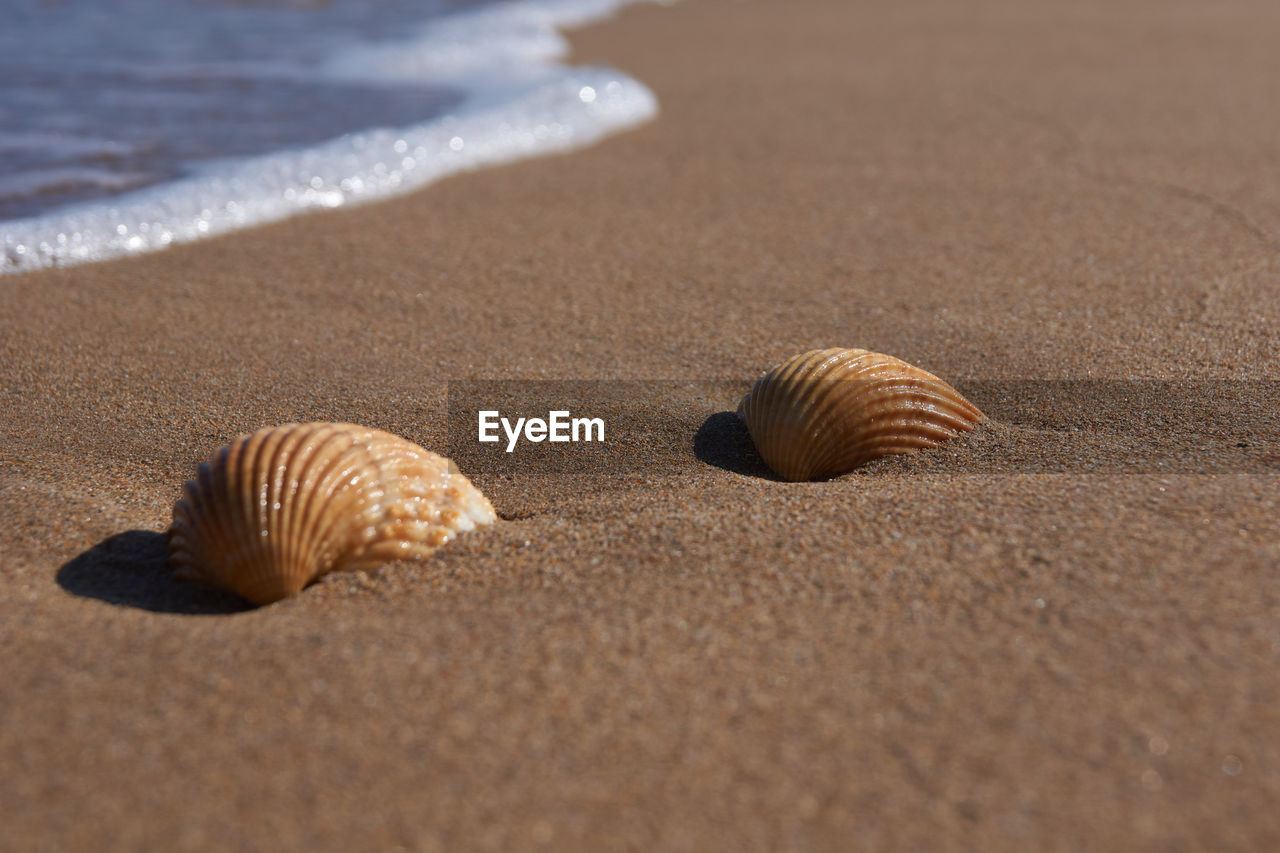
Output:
3,0,1279,848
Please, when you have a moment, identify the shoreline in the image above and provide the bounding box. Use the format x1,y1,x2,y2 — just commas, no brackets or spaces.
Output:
0,0,660,274
3,0,1279,848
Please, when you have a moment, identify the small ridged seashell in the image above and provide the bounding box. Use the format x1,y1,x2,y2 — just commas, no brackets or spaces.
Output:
168,423,496,605
738,348,984,481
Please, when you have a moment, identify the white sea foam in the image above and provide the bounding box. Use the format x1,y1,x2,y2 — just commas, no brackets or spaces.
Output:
0,0,664,274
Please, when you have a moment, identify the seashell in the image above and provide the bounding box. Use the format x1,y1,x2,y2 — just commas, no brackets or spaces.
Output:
168,422,496,605
738,348,984,481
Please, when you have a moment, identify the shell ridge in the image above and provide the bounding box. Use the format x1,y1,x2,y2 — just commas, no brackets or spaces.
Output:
788,353,887,479
748,349,861,480
270,424,392,599
172,461,217,580
332,441,443,570
294,428,439,581
217,429,289,602
263,423,349,600
801,351,900,477
227,425,309,602
838,382,979,464
783,380,850,480
167,490,196,572
281,424,350,576
265,423,316,593
842,418,958,455
287,426,378,589
315,447,401,573
874,380,984,428
232,434,273,586
809,376,872,453
277,423,327,574
201,446,241,587
244,425,294,588
168,472,206,572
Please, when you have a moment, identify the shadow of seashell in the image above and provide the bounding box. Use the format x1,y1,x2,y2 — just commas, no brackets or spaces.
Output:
57,529,252,614
693,411,782,480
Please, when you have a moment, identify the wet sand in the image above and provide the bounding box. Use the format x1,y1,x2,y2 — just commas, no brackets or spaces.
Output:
2,0,1279,848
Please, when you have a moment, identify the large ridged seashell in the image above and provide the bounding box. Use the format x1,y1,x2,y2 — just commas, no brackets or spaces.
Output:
168,423,496,605
738,348,984,481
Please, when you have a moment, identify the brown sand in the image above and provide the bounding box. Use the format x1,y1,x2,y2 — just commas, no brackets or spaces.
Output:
3,0,1279,848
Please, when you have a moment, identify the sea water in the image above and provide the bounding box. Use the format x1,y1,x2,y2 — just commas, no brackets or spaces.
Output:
0,0,663,274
